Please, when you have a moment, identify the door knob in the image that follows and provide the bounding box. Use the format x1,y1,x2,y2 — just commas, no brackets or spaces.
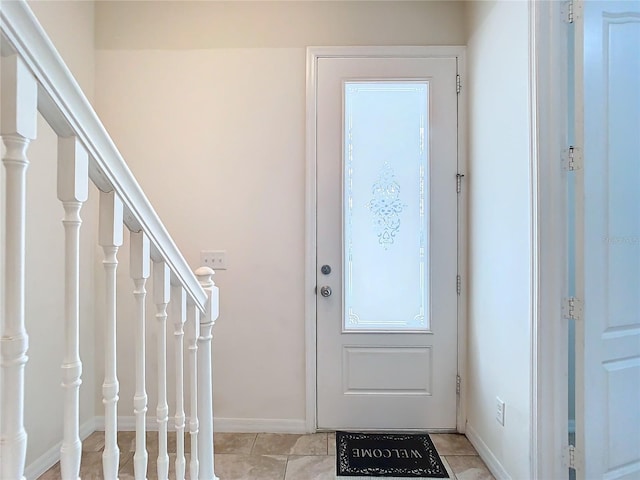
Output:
320,286,332,297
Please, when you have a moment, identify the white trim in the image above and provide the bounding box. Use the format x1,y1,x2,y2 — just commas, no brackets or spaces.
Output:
455,50,468,435
307,46,468,60
95,416,167,431
95,416,179,432
0,0,206,310
529,2,569,479
529,2,541,478
24,417,98,480
95,416,308,434
305,47,319,433
573,2,587,476
214,417,307,434
465,423,512,480
305,46,468,434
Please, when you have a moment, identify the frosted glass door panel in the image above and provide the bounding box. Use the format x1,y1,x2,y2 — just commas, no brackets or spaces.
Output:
344,82,429,331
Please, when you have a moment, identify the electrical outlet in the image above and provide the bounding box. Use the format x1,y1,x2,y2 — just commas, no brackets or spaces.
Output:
496,397,505,426
200,250,228,270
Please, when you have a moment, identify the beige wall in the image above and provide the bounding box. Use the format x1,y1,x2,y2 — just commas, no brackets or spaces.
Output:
93,1,466,426
95,1,466,49
465,1,532,478
2,0,98,471
28,0,96,97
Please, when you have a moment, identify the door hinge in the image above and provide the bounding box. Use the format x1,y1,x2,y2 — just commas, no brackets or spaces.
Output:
566,445,576,469
563,0,574,23
562,146,583,171
456,275,461,296
562,445,582,470
456,74,461,94
456,375,461,394
456,173,465,194
562,297,583,321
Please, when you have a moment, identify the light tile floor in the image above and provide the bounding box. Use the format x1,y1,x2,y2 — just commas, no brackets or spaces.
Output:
39,431,495,480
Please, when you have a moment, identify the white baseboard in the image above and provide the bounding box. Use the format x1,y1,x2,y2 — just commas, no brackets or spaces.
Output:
24,417,98,480
465,423,511,480
94,416,178,431
214,417,308,434
93,415,308,434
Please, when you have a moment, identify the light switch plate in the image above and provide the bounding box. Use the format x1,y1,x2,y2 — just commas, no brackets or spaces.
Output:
201,250,228,270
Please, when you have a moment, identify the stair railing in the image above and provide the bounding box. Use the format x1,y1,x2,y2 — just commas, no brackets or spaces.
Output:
0,2,219,479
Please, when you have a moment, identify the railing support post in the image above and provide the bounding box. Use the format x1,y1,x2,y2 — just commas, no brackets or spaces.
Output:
57,136,89,480
153,261,171,480
172,285,188,480
195,267,219,480
0,54,37,480
99,191,124,480
187,303,200,480
130,231,150,480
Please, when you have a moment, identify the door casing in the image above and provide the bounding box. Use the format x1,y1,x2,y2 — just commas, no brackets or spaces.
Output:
304,46,468,434
525,2,569,478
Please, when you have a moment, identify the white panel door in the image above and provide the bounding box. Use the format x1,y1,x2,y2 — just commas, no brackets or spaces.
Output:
576,1,640,478
315,53,459,430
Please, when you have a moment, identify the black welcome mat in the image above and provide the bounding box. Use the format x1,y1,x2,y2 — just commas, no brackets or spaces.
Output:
336,431,449,478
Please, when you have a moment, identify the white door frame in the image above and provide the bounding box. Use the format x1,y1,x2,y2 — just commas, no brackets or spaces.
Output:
304,46,468,434
530,2,569,478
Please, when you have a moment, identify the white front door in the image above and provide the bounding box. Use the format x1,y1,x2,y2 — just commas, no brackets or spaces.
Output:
576,1,640,478
312,50,460,431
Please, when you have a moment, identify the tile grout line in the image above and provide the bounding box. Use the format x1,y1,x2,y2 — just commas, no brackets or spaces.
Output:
440,456,458,480
283,454,291,480
249,432,259,455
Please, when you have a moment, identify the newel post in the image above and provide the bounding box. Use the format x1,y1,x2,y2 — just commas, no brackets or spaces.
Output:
195,267,219,480
0,54,38,480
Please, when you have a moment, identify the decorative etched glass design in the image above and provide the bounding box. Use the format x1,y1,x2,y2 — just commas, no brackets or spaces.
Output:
367,162,406,249
344,82,429,331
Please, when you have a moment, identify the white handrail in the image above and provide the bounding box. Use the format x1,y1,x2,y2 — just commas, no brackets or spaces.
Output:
0,0,207,312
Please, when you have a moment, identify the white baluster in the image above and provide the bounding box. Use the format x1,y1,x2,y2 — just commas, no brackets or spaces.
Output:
130,231,150,480
0,54,37,480
187,303,200,480
196,267,219,480
57,137,89,480
172,285,187,480
99,191,123,480
153,261,170,480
